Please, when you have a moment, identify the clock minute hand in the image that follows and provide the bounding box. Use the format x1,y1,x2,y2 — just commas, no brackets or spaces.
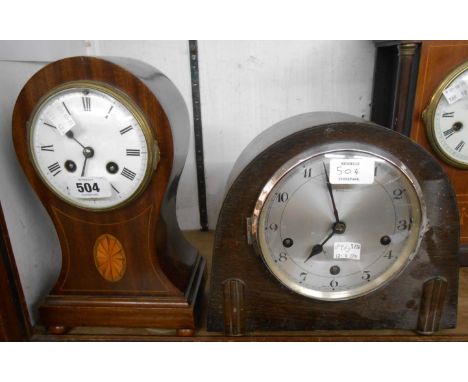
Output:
323,162,340,223
80,147,95,177
65,130,95,178
80,156,88,177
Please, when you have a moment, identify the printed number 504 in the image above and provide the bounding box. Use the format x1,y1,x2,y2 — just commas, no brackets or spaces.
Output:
76,182,100,193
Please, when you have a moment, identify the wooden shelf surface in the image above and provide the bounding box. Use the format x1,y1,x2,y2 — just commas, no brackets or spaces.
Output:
32,231,468,341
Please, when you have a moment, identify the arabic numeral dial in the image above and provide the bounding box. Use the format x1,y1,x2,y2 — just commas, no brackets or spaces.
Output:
255,150,423,301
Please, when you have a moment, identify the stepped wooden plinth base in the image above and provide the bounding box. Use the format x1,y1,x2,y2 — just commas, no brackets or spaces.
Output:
40,257,205,338
40,295,198,337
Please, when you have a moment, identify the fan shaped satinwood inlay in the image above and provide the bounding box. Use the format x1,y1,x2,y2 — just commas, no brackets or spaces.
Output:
93,234,127,282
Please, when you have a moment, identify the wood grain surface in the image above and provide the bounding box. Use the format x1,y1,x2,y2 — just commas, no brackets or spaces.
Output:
207,116,459,333
12,57,205,333
30,230,468,341
410,41,468,249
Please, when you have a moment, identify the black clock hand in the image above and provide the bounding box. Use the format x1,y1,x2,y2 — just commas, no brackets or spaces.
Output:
80,147,94,177
323,162,340,223
81,156,88,177
304,230,335,263
65,130,95,178
65,130,86,149
304,220,346,263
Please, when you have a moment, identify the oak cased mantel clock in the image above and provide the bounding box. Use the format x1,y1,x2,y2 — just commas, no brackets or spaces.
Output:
410,41,468,265
12,56,205,336
207,112,459,335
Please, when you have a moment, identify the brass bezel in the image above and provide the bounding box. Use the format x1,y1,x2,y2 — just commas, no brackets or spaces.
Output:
422,61,468,169
27,80,159,212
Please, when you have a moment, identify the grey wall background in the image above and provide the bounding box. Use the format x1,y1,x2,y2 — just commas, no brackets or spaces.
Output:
0,40,376,322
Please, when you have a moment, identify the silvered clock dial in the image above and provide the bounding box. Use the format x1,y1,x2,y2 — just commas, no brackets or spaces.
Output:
252,150,424,300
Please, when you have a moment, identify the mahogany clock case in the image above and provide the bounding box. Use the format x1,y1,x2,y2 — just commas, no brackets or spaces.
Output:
410,41,468,264
12,57,205,334
207,112,459,333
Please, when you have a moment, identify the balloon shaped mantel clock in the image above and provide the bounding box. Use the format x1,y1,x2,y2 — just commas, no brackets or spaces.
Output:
408,41,468,265
207,112,459,335
12,56,205,336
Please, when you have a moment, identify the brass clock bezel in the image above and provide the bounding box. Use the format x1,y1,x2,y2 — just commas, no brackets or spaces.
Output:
251,148,426,302
27,80,159,212
422,61,468,169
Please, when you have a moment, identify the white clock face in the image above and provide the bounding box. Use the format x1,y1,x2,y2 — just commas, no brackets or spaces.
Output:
253,150,424,301
29,83,154,210
430,68,468,166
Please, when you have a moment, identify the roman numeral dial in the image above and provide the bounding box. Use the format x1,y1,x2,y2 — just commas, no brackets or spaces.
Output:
443,128,456,139
120,126,133,135
126,149,141,156
82,96,91,111
62,102,72,115
29,85,153,210
121,167,136,181
105,106,113,119
428,66,468,168
40,144,54,152
434,105,467,162
47,162,62,176
455,141,465,152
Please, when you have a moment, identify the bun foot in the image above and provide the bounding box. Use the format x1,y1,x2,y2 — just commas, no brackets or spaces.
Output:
177,328,195,337
48,325,67,335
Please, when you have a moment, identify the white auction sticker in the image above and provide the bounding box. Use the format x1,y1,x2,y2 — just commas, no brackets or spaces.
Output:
443,79,468,105
45,100,76,135
334,242,361,260
329,158,374,184
68,177,112,199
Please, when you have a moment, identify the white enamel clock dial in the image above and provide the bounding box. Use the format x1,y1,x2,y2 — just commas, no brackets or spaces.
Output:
29,82,155,210
425,63,468,168
252,150,424,301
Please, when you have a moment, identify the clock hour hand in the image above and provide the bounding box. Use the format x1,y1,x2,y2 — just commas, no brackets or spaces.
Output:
65,130,86,149
323,162,340,223
304,230,334,263
304,221,346,263
66,131,95,177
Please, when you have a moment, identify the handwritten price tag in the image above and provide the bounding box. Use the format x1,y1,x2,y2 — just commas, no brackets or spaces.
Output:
334,242,361,260
45,100,76,135
329,159,374,184
443,78,468,105
68,177,112,199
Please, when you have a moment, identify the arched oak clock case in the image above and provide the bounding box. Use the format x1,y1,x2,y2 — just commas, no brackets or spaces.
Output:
12,56,205,336
207,112,459,334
